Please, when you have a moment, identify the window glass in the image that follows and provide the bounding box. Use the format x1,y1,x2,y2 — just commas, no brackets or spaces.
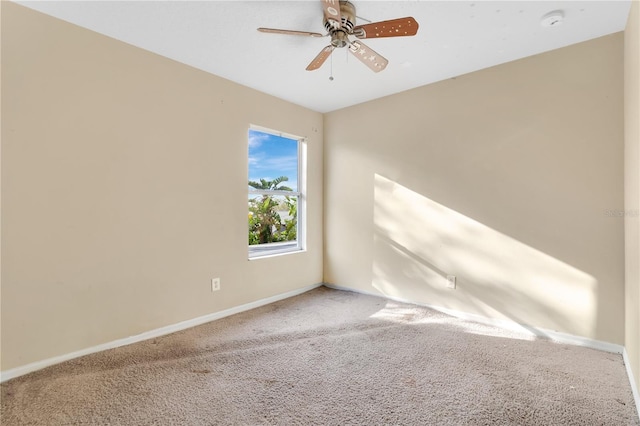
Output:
248,128,303,258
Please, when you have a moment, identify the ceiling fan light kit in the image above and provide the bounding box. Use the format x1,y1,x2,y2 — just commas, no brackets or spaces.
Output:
257,0,419,73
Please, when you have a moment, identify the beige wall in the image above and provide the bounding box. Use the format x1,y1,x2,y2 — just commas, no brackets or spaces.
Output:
625,0,640,392
0,3,323,370
324,33,625,344
0,0,4,371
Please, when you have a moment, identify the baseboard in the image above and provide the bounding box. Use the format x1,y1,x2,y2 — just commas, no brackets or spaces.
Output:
623,348,640,419
0,283,323,383
322,283,624,353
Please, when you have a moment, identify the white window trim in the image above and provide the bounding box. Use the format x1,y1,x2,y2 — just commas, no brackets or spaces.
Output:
248,126,306,259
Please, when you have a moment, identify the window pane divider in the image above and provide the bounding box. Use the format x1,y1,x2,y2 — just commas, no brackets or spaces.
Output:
249,190,301,197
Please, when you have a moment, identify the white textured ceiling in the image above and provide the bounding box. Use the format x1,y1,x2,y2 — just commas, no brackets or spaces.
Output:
17,1,631,113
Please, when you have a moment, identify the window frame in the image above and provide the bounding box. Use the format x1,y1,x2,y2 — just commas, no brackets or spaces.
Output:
248,125,306,259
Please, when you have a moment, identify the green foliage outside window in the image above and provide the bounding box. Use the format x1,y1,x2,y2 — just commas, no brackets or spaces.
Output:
248,176,298,245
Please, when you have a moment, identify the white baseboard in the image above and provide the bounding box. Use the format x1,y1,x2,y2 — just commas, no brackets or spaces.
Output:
623,348,640,419
0,283,322,383
322,283,624,353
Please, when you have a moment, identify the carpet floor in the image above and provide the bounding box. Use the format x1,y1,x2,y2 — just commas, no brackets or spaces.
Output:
1,286,639,425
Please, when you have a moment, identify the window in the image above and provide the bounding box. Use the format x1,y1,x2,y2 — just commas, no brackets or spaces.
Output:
248,126,305,258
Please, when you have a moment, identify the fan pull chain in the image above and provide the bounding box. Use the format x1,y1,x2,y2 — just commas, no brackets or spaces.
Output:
329,51,334,81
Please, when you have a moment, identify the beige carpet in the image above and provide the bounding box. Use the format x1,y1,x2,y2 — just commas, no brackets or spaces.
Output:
2,287,638,425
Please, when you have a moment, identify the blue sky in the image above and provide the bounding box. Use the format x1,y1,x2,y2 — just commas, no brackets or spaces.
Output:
248,129,298,191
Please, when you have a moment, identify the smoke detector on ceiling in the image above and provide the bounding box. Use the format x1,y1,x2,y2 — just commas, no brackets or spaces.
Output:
541,10,564,27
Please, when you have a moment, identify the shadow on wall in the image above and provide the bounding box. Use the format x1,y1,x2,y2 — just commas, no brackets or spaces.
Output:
372,174,598,338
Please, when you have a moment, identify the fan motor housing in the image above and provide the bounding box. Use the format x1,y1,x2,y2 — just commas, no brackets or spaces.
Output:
324,0,356,36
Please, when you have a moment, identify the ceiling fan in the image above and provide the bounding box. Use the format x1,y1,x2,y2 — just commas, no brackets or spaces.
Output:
257,0,419,73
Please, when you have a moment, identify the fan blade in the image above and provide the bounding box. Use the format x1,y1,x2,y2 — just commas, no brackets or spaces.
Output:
306,45,335,71
321,0,342,30
352,17,419,39
348,40,388,73
258,28,325,38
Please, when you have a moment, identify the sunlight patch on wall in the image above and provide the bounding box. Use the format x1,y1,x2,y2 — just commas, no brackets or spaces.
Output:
372,174,597,338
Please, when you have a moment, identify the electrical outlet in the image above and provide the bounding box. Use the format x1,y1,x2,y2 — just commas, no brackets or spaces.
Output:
211,278,221,292
446,275,456,289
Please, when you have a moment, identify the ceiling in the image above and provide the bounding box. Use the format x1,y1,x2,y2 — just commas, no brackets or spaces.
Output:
16,1,632,113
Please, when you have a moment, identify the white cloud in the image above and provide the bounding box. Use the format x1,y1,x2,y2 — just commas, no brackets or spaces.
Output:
248,132,269,149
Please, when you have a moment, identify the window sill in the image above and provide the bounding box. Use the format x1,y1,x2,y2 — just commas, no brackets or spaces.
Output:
248,241,305,260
